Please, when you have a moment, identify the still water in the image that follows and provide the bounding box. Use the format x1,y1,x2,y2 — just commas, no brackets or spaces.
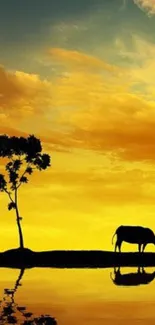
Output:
0,267,155,324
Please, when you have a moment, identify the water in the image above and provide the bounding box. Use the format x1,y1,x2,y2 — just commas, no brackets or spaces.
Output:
0,267,155,324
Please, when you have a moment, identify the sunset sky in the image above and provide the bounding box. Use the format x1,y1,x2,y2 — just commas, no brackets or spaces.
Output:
1,0,155,251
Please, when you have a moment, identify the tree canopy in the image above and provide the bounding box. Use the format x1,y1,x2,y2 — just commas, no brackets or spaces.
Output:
0,134,51,195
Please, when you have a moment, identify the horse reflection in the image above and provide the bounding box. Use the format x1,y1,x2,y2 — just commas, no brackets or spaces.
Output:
110,267,155,286
0,268,57,324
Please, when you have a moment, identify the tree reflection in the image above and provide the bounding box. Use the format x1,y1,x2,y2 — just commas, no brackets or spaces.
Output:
0,269,57,324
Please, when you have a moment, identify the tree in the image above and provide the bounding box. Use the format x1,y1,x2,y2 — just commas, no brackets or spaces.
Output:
0,134,51,249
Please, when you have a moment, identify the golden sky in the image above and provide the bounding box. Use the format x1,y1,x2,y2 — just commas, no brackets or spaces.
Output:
1,0,155,251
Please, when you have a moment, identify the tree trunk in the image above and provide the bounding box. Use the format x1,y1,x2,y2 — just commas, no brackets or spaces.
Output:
14,268,25,292
15,189,24,249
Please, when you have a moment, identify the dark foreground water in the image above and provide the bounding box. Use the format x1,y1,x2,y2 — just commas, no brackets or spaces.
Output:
0,267,155,324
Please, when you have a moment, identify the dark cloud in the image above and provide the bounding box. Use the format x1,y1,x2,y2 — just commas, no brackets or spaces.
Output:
0,0,103,44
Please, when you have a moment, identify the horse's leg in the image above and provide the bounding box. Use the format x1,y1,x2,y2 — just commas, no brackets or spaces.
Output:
138,243,141,253
137,266,141,273
118,241,122,253
114,240,118,252
142,243,147,252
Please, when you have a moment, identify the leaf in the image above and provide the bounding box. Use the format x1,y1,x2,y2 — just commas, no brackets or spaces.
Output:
20,176,28,183
27,134,42,154
33,153,51,170
9,170,18,185
6,315,17,324
0,174,7,191
6,162,13,171
41,154,51,169
8,202,16,211
13,159,22,171
0,135,10,157
26,166,33,175
17,307,26,311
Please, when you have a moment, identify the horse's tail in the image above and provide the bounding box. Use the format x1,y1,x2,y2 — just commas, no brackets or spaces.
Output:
110,272,114,282
112,231,117,245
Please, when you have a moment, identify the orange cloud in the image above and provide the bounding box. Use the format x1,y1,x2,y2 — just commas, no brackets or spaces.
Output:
48,48,119,73
71,118,155,161
0,66,24,103
43,64,155,161
2,47,155,163
0,126,28,137
0,66,51,123
134,0,155,15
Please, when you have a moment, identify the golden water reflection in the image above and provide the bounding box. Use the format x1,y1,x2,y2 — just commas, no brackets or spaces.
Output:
0,267,155,324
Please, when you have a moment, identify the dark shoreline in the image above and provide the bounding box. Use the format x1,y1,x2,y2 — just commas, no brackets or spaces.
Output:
0,248,155,269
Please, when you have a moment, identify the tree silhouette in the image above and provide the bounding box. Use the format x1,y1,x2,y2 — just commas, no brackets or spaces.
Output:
0,134,51,249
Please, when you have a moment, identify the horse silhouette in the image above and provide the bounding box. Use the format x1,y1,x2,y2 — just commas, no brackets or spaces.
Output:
110,267,155,286
112,225,155,252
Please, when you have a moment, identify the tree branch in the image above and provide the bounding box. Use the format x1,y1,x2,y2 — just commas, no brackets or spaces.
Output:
16,164,36,189
4,188,14,203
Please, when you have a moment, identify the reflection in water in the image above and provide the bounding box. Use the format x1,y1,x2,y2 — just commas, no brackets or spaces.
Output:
110,267,155,287
1,267,155,324
0,269,57,324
